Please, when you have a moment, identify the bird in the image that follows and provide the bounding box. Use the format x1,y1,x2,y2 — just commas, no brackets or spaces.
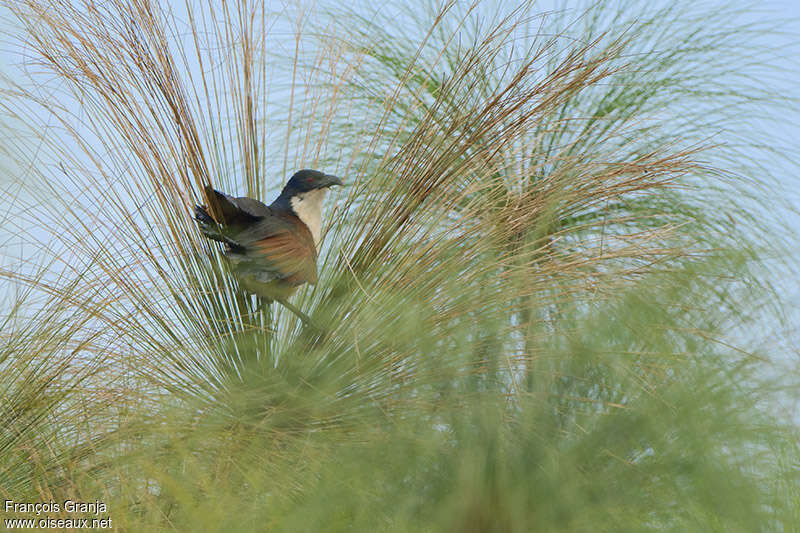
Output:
194,169,343,325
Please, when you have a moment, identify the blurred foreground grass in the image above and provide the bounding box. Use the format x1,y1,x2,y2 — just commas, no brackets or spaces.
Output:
1,0,798,531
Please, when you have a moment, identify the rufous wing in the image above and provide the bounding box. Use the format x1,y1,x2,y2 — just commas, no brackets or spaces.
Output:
231,213,318,286
247,224,318,286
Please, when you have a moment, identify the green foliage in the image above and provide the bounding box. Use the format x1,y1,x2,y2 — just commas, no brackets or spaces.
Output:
0,0,797,530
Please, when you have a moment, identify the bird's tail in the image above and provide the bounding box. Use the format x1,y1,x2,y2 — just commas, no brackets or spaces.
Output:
194,204,228,244
196,186,260,250
203,185,260,226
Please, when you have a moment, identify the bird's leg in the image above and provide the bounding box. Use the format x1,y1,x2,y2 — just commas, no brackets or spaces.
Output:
276,298,323,334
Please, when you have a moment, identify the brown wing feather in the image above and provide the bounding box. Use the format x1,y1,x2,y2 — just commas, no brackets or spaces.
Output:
248,221,318,285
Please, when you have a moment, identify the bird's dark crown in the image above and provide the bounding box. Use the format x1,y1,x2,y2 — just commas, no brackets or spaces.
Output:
281,169,343,195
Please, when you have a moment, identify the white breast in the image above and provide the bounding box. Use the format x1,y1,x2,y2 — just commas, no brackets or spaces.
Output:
290,188,328,248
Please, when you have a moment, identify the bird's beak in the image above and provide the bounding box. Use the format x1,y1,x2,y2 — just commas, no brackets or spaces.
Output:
323,174,344,188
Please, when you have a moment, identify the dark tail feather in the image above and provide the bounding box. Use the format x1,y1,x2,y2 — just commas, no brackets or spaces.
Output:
195,204,248,253
204,185,260,226
194,204,214,225
194,204,227,243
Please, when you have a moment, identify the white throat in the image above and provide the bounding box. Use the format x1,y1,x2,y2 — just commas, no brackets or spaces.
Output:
290,188,328,248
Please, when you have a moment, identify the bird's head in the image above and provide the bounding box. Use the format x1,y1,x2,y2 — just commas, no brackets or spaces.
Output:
282,169,343,195
274,169,344,247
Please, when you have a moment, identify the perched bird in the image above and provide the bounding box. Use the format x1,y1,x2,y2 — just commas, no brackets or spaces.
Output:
195,169,343,321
